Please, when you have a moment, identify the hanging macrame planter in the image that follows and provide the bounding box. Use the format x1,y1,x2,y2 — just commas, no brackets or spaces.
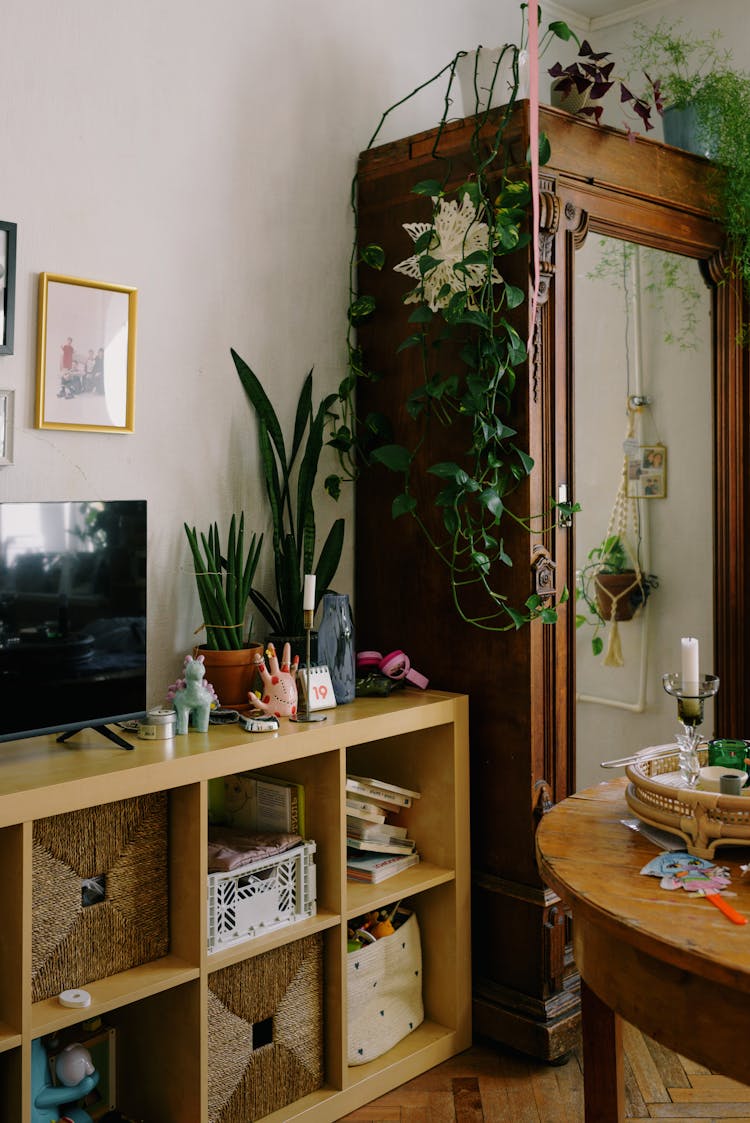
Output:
591,410,649,667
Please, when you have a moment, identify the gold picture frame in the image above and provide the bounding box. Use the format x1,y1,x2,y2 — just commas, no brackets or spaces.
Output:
35,273,137,433
626,443,667,499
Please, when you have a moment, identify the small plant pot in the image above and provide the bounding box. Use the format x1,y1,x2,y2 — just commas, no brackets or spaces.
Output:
662,105,716,159
192,643,263,712
550,81,592,116
267,632,318,668
594,572,641,622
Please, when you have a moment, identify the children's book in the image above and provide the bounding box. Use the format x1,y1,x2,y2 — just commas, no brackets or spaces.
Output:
346,849,420,884
345,799,386,825
346,774,421,810
345,818,409,841
220,771,305,835
345,835,416,855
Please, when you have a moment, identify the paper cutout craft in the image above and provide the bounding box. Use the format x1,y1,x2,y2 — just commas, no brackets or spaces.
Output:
640,850,746,924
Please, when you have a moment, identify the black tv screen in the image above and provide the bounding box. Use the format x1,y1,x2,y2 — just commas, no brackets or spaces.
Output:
0,500,147,742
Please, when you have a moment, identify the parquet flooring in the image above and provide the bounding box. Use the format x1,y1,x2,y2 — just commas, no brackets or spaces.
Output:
340,1022,750,1122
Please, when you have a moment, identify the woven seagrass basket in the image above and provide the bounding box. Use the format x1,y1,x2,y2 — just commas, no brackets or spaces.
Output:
626,747,750,858
32,792,169,1002
207,932,323,1123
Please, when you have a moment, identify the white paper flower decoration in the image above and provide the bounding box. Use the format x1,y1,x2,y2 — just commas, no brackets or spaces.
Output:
394,194,501,312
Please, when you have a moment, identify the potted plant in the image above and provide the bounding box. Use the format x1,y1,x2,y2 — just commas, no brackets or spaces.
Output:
576,533,657,658
183,513,264,708
626,19,750,293
231,351,345,660
548,39,662,135
324,7,580,633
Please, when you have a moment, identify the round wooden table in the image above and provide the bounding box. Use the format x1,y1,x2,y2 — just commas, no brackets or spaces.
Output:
536,778,750,1122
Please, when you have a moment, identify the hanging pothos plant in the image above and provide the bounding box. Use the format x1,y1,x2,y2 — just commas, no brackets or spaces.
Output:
325,6,579,630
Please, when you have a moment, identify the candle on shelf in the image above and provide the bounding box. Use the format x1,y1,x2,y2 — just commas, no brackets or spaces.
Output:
681,636,700,689
303,574,316,613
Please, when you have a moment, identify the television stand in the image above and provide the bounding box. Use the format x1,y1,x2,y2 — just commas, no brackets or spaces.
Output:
57,723,135,750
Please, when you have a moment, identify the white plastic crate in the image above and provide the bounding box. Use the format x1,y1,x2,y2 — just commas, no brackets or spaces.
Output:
207,840,317,952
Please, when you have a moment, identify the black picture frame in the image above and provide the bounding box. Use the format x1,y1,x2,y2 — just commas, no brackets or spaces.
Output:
0,221,17,355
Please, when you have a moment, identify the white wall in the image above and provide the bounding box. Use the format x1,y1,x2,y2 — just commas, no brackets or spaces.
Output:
0,0,532,702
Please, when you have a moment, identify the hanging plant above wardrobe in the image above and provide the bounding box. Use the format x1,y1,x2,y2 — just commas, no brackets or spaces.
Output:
326,5,579,631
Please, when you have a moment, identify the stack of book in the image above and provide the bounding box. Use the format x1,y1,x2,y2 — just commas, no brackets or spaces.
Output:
346,774,421,883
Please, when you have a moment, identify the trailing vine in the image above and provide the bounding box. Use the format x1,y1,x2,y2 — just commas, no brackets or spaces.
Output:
327,8,578,630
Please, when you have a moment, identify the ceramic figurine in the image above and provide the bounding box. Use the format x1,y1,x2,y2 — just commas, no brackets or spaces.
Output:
32,1037,99,1123
170,654,215,734
247,642,299,718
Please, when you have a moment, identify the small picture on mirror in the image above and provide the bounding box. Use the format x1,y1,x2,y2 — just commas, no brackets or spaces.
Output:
627,444,667,500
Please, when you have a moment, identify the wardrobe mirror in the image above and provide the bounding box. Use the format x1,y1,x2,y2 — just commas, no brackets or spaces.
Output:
573,234,713,789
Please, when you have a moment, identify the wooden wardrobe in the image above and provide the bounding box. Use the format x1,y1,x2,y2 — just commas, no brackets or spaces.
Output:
354,102,749,1060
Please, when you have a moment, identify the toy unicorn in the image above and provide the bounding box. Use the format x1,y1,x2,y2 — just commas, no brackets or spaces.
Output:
170,654,215,734
247,642,299,718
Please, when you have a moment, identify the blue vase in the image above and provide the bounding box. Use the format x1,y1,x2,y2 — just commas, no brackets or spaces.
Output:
317,593,355,704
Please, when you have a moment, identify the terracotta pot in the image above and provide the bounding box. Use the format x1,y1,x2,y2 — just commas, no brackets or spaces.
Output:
594,572,640,622
192,643,263,711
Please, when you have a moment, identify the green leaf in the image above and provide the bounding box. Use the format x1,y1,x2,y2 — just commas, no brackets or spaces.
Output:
413,230,435,254
540,607,558,624
392,492,417,518
360,243,385,269
371,444,412,472
348,295,376,322
471,550,491,575
443,508,459,535
408,305,434,324
412,179,444,196
396,333,424,354
428,461,467,481
324,474,341,500
479,488,504,519
538,132,552,165
419,254,441,277
592,636,604,656
504,604,528,629
504,283,525,309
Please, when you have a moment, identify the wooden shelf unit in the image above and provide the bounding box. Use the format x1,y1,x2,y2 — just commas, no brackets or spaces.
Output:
1,690,470,1122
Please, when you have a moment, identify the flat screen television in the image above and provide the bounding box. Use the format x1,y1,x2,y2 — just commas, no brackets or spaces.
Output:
0,499,147,745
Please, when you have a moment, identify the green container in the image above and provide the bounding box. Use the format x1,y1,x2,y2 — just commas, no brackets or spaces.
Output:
708,739,750,772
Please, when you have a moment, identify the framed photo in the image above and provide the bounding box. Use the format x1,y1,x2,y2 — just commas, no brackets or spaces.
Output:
0,221,17,355
0,390,14,465
35,272,137,433
626,443,667,499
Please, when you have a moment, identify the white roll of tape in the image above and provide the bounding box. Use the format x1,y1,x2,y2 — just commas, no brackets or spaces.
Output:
58,988,92,1009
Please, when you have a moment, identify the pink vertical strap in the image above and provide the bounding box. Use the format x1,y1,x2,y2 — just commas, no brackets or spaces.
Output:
527,2,540,358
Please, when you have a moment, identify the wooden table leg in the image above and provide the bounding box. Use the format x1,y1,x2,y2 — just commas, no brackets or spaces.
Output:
581,979,624,1122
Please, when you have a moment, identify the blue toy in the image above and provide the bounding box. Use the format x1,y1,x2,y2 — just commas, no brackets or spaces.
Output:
32,1037,99,1123
170,654,214,734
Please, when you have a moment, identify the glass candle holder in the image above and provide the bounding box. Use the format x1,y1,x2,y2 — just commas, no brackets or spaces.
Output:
662,672,720,788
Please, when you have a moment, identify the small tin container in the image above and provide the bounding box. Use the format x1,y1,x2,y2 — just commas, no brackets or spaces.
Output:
708,738,750,772
138,706,177,740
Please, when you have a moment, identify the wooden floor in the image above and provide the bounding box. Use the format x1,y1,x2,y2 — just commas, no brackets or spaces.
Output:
340,1022,750,1122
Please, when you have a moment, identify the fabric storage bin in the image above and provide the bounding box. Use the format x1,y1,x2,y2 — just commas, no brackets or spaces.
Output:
32,792,169,1002
347,910,424,1064
207,932,324,1123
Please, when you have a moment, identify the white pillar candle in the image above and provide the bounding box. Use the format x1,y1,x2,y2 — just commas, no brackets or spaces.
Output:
303,574,316,612
681,636,699,689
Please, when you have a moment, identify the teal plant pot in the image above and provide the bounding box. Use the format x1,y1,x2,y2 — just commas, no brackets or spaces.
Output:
662,105,715,159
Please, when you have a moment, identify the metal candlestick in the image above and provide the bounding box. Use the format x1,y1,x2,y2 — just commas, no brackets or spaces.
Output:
662,672,719,788
291,609,326,724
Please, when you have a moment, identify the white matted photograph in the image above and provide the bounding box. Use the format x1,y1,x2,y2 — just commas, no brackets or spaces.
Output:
35,272,137,433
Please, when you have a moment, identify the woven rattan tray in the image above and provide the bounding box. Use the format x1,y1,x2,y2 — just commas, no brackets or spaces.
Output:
626,747,750,858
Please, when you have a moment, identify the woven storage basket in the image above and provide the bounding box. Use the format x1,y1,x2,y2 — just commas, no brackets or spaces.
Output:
32,792,169,1002
626,747,750,858
347,911,424,1065
207,932,323,1123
